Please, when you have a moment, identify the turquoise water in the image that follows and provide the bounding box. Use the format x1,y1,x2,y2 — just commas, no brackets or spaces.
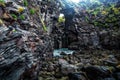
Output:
53,48,74,56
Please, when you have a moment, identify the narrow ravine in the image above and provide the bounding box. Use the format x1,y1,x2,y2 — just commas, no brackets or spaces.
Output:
0,0,120,80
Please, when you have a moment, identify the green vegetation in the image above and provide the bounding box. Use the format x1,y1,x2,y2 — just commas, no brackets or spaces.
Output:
10,14,18,20
80,1,120,28
0,0,4,3
29,8,36,15
0,0,5,6
19,15,25,20
41,19,47,31
23,0,28,6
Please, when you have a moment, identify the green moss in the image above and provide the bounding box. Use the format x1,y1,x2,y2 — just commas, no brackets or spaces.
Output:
0,0,4,3
113,8,120,14
10,14,17,20
29,8,36,15
19,15,25,20
112,17,117,22
108,14,114,18
0,0,5,6
105,18,112,23
23,0,28,6
85,16,89,22
93,22,99,26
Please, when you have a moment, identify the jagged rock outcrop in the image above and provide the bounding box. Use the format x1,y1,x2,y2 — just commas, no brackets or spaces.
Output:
0,26,39,80
0,0,53,80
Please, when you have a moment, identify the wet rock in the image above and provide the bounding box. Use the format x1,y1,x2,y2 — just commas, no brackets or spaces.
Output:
100,30,120,50
68,72,87,80
58,59,78,75
0,7,4,18
103,55,118,66
58,59,68,66
60,52,67,56
68,42,80,50
90,31,100,48
54,72,63,78
47,63,54,72
113,72,120,80
81,66,112,80
103,78,115,80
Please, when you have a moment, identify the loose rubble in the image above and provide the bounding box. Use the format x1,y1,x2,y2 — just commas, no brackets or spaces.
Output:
39,50,120,80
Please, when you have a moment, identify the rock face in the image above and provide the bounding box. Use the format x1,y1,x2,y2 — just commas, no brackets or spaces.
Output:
58,59,78,75
100,30,120,50
54,0,120,50
67,23,120,50
0,0,53,80
0,27,38,80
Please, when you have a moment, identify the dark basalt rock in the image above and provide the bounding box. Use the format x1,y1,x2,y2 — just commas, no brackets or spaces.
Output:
113,72,120,80
81,66,112,80
68,72,87,80
0,27,37,80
